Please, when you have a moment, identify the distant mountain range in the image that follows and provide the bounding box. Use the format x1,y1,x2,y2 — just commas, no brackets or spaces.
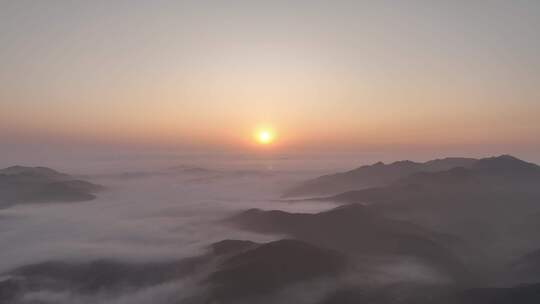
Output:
328,155,540,205
283,155,539,198
305,155,540,286
0,166,104,207
222,152,540,301
283,157,477,197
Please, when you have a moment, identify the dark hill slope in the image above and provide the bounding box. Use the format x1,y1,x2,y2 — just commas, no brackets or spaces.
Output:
0,166,104,207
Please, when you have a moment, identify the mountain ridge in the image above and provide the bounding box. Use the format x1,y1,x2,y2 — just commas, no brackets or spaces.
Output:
0,165,104,207
282,157,478,197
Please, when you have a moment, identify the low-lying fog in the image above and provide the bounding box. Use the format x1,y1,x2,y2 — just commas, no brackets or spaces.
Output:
0,157,342,302
5,154,540,303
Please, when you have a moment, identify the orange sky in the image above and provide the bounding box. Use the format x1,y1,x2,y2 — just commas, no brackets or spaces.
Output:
1,1,539,157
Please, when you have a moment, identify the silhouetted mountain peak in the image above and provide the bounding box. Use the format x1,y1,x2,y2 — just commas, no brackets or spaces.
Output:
396,166,474,186
283,157,477,197
0,166,68,180
0,165,103,207
392,160,420,167
424,157,478,169
475,154,535,167
473,155,540,177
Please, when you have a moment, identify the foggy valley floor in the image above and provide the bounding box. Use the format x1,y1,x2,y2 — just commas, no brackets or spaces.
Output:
2,155,540,304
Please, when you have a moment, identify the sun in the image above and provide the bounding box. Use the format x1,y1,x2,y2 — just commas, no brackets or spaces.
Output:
255,129,275,145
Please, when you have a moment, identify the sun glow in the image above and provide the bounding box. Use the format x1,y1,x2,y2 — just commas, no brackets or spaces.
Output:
255,129,275,145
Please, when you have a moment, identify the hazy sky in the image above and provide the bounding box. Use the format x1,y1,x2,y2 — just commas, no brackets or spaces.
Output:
1,0,539,161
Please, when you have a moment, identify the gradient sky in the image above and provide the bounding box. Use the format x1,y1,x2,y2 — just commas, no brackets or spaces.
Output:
1,0,539,161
